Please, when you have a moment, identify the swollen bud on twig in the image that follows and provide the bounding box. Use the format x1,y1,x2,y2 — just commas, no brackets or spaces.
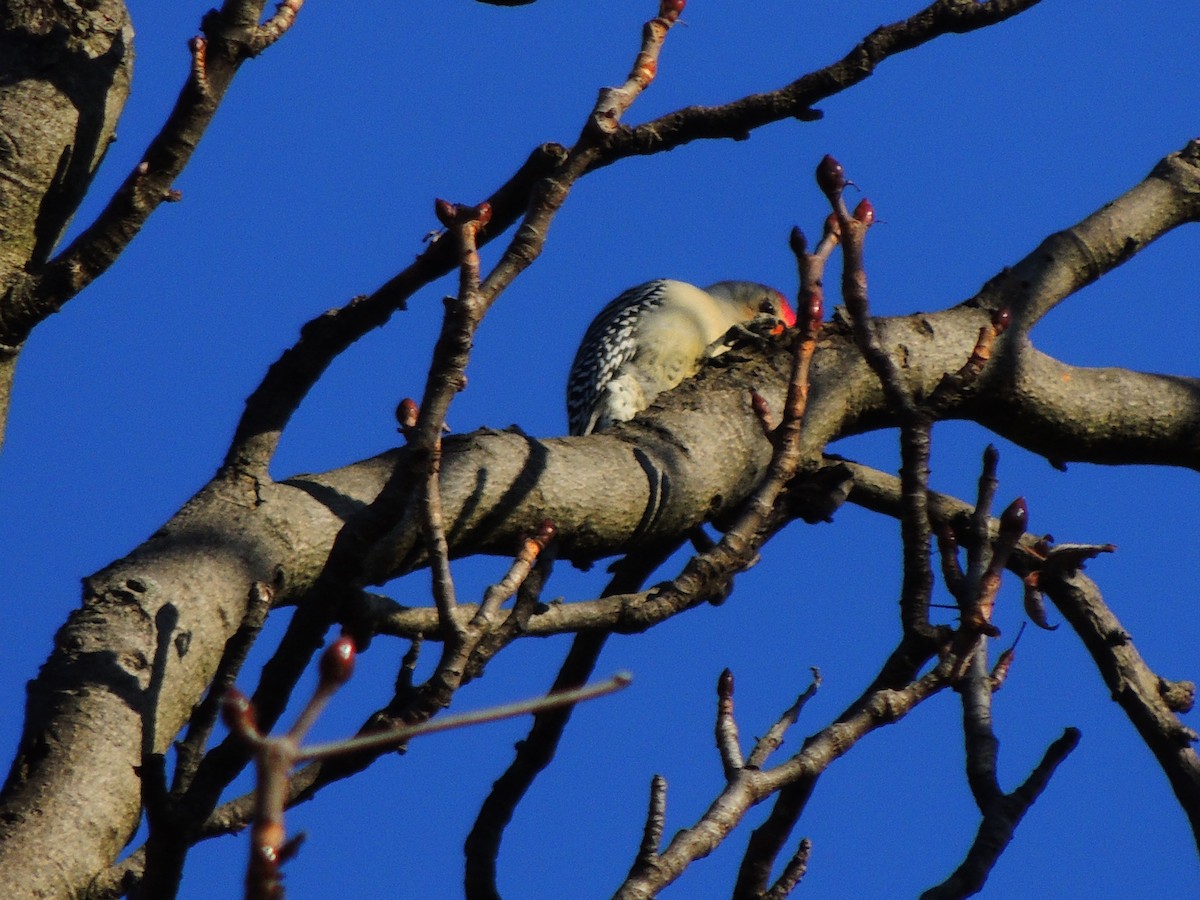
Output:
318,635,357,689
475,201,493,228
815,155,846,199
395,397,419,436
999,496,1028,539
982,444,1000,470
789,225,808,257
718,668,735,699
434,198,457,227
853,199,875,226
659,0,685,22
533,519,557,548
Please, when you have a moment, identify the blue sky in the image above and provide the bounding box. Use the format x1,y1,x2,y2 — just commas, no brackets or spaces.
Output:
2,1,1199,897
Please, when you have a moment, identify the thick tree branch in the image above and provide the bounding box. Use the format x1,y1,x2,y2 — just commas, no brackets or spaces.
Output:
223,0,1049,476
970,139,1200,333
1,128,1195,893
0,0,133,452
3,1,289,347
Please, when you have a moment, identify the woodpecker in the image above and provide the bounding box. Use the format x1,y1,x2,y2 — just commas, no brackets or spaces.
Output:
566,279,796,436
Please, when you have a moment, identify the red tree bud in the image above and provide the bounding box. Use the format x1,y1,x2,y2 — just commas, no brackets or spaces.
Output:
816,155,846,198
853,198,875,226
1000,496,1028,538
434,198,457,227
659,0,685,22
475,202,493,227
396,397,419,432
718,667,734,697
319,635,357,689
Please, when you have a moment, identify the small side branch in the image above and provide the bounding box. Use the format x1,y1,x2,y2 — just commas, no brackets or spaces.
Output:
617,668,822,900
763,838,812,900
249,0,304,54
921,728,1080,900
628,775,668,877
619,662,947,899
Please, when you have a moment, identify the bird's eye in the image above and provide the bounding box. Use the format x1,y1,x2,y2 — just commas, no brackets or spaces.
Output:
759,299,775,314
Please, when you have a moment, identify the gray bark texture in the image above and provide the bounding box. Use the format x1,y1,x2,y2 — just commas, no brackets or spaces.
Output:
0,1,1198,897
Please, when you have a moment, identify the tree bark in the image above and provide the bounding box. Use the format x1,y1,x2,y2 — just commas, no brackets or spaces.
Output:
0,0,133,449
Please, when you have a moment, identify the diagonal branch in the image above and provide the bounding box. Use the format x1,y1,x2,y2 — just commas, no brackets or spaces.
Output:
607,0,1044,165
1041,570,1200,849
222,0,1050,476
971,139,1200,334
921,728,1081,899
10,1,292,345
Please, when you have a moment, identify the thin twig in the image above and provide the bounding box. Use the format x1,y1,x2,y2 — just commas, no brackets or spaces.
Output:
763,838,812,900
298,673,631,762
715,669,744,779
745,672,821,771
464,542,675,900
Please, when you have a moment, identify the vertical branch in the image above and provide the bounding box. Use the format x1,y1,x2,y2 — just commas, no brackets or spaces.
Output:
960,643,1003,807
463,542,679,899
898,419,938,639
412,200,493,639
921,728,1080,900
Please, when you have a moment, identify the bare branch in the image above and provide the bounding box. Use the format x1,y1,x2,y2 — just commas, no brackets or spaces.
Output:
1041,571,1200,849
745,674,821,771
922,728,1081,899
763,838,812,900
974,139,1200,332
464,543,674,900
631,775,668,874
11,1,289,345
716,669,745,779
618,663,952,898
223,143,567,475
609,0,1044,163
